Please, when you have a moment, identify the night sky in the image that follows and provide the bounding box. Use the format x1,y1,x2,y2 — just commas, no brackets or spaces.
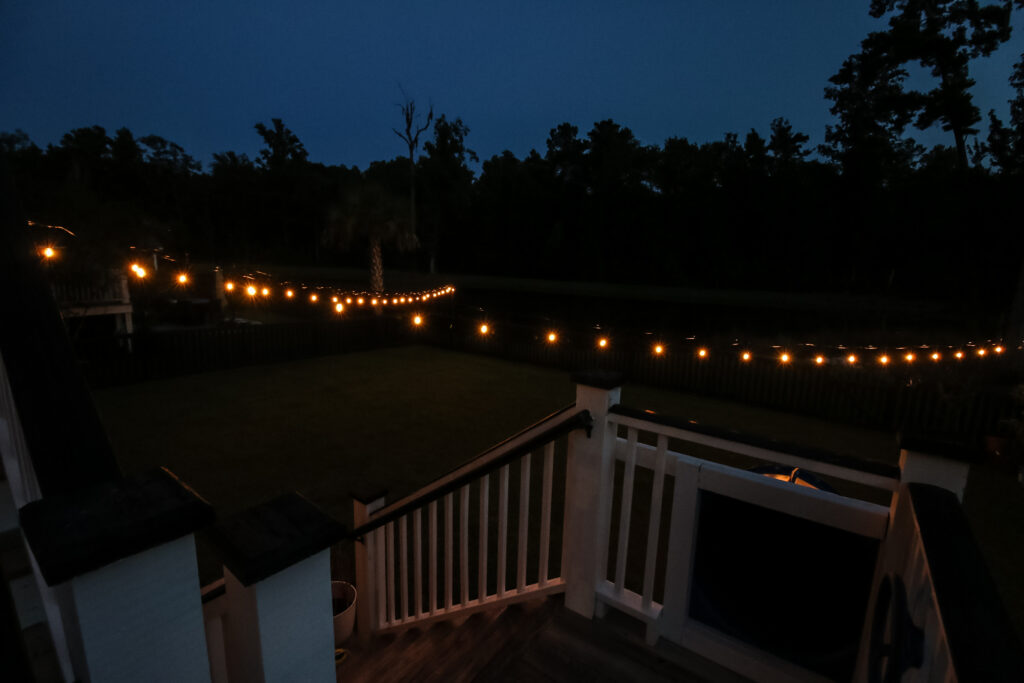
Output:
3,1,1023,171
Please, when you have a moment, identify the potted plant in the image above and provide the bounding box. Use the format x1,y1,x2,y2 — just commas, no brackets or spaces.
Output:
331,580,357,646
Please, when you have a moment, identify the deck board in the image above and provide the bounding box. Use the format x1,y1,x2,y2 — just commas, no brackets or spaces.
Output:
336,595,749,682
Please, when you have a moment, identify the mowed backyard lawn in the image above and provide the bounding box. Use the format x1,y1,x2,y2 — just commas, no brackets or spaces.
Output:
91,345,1024,641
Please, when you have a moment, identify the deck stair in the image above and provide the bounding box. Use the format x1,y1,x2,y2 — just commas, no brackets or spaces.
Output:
336,594,749,683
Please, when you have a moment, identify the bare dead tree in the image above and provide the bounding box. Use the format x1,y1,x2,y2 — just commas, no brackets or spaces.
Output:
392,88,433,268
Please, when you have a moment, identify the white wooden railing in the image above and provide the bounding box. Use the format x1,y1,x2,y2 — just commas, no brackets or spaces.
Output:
350,404,592,636
51,273,130,307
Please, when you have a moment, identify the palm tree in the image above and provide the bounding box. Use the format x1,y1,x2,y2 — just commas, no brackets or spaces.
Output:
324,179,416,294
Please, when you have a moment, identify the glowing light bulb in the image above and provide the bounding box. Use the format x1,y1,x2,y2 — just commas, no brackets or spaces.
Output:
698,348,707,358
371,298,378,306
780,353,790,363
335,303,344,313
741,351,751,361
815,355,824,365
332,296,338,303
261,287,269,296
977,348,986,357
393,298,398,304
931,352,941,361
42,246,55,259
130,263,141,273
401,297,406,303
847,354,857,364
246,285,257,296
177,273,188,284
413,315,423,326
547,332,557,343
226,281,235,291
357,298,364,305
345,297,352,304
285,289,294,298
310,294,318,302
480,323,489,335
879,355,890,365
135,267,147,279
654,344,664,355
598,337,608,349
904,353,915,363
955,351,963,359
995,346,1004,354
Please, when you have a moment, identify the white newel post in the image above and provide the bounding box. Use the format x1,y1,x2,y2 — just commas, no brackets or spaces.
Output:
352,489,387,644
18,468,215,683
563,370,622,618
898,444,970,501
208,492,345,683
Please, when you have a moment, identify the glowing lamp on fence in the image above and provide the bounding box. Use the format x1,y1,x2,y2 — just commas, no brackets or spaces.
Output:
879,355,890,365
815,355,825,365
977,348,987,357
345,297,352,304
357,297,364,305
547,332,558,343
904,353,915,363
698,348,708,359
335,303,344,313
332,296,338,303
371,298,379,306
246,285,257,296
177,273,189,284
393,298,398,304
134,266,147,279
42,246,56,259
382,299,388,305
741,351,751,362
955,351,964,359
847,354,857,364
130,263,141,274
413,315,423,326
598,337,609,349
931,352,941,361
779,353,790,363
261,287,269,297
654,344,664,356
285,289,294,298
310,293,318,303
479,323,489,335
995,346,1004,354
225,281,235,292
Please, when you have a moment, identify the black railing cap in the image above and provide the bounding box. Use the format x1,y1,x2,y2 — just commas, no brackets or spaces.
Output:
571,369,625,390
205,492,345,587
19,467,215,586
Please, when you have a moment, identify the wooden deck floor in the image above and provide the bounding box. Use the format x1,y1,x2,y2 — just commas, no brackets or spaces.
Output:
336,595,750,683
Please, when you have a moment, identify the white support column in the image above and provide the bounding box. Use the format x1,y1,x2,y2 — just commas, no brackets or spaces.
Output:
563,371,622,619
899,447,970,502
352,491,386,644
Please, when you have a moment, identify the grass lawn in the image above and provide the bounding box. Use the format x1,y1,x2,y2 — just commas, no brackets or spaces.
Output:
91,345,1023,641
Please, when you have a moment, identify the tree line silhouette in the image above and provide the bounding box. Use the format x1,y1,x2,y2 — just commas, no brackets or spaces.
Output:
2,1,1023,313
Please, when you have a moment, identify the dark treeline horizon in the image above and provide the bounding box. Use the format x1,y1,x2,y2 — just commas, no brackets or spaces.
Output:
3,1,1024,317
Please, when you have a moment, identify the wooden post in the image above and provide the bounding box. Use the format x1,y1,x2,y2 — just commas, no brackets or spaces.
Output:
352,490,386,645
898,435,971,501
563,370,622,619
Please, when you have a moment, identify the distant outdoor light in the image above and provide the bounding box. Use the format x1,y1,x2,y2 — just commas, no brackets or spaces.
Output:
547,332,558,343
413,315,423,326
42,246,56,259
285,289,294,298
335,303,344,313
371,298,379,306
382,299,388,305
261,287,269,296
479,323,489,335
815,355,824,365
400,297,406,303
177,273,188,284
357,297,364,305
741,351,751,361
130,263,141,273
332,296,338,303
904,352,915,362
931,352,941,361
879,355,890,365
654,344,664,355
134,266,147,279
310,293,318,302
977,348,987,357
847,354,857,364
393,298,398,304
955,350,964,359
246,285,257,296
598,337,609,349
698,348,708,358
225,281,235,291
346,297,352,304
780,353,790,363
995,346,1004,354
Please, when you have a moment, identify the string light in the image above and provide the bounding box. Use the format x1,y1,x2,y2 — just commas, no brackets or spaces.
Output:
285,289,294,298
977,348,987,357
261,287,269,297
357,298,364,305
879,355,890,365
133,266,147,279
177,273,188,284
847,354,857,364
741,351,751,361
955,351,964,359
332,296,338,303
310,293,318,303
931,352,941,361
547,332,558,343
904,353,915,363
780,353,790,363
479,323,489,335
346,298,352,304
371,298,378,306
413,315,423,326
815,355,825,365
42,246,56,259
335,303,344,313
654,344,664,355
246,285,257,296
597,337,609,349
225,281,235,292
995,346,1004,354
698,348,708,358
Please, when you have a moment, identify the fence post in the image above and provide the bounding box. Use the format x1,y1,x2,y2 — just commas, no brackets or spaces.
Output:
563,370,622,619
352,489,387,644
898,435,972,501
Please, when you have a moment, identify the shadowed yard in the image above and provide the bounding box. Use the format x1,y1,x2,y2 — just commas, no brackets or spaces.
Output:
90,345,1023,641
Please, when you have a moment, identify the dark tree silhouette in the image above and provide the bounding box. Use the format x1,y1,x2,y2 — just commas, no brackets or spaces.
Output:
254,118,308,172
987,51,1024,174
419,115,476,273
392,92,433,269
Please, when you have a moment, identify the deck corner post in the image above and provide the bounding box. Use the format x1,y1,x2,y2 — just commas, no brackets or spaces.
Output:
564,371,623,619
897,435,971,502
353,490,387,644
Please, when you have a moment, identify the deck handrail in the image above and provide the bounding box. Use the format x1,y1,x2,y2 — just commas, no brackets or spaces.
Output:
608,403,900,485
347,405,592,540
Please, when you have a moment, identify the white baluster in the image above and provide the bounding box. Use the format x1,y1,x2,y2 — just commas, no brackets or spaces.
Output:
517,453,531,592
385,521,396,625
478,474,490,602
497,464,509,598
460,484,470,606
374,527,386,627
445,492,454,610
642,435,668,611
539,442,554,586
413,507,423,618
429,500,438,615
399,515,408,621
615,428,640,594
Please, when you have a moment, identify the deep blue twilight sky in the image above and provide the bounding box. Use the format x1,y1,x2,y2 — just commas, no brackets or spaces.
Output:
3,1,1023,172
